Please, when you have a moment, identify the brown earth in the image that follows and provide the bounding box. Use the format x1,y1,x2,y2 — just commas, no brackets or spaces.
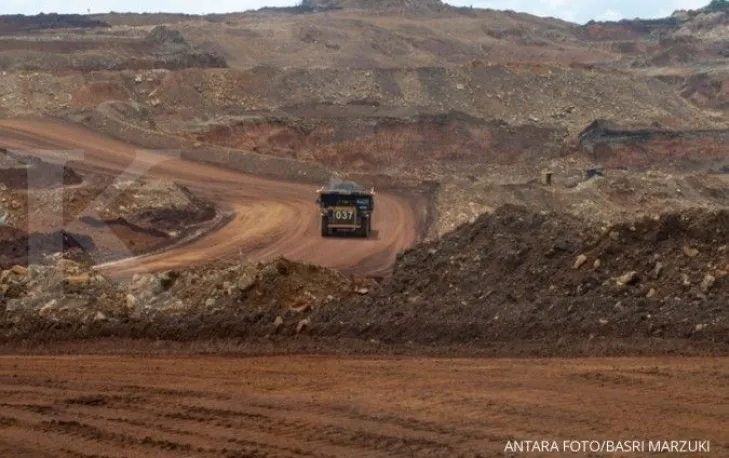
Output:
3,205,729,358
0,14,108,34
0,256,371,342
0,228,95,269
0,355,726,458
0,147,221,265
0,24,227,72
1,6,729,448
313,205,729,352
0,148,82,188
577,119,729,171
1,6,728,209
0,118,425,277
91,8,604,69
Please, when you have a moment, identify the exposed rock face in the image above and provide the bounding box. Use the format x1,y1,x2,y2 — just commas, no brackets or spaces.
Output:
146,26,192,51
313,205,729,348
302,0,447,13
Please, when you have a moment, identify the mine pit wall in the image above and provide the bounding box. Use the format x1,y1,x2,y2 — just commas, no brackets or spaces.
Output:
80,100,570,179
188,112,569,172
77,110,440,241
74,102,570,245
578,121,729,171
79,108,566,243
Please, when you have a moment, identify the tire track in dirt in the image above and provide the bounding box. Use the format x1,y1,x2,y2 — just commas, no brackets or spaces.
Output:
60,393,469,457
1,355,727,458
0,118,424,277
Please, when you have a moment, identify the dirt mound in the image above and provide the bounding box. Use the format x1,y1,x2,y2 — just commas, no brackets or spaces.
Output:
577,120,729,170
4,205,728,355
312,205,729,350
0,257,371,342
0,148,82,189
146,26,191,51
0,229,96,269
0,157,220,264
0,13,108,35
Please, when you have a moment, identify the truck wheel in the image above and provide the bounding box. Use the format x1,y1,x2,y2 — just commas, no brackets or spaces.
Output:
321,216,329,237
362,217,370,238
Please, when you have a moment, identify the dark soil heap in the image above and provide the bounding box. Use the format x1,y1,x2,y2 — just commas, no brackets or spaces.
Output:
0,14,108,35
2,205,728,356
314,205,729,352
0,228,96,269
0,148,82,189
0,257,371,342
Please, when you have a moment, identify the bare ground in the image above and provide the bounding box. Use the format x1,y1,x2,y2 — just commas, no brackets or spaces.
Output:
0,354,726,458
0,147,220,266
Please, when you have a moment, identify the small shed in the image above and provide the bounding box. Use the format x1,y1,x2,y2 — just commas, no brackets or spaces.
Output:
540,170,553,186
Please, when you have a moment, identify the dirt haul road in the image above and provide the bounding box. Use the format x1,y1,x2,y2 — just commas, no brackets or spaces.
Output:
0,355,726,458
0,118,422,277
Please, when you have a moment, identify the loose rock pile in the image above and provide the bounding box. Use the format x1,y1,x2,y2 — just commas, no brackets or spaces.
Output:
314,205,729,351
0,256,370,342
2,204,728,355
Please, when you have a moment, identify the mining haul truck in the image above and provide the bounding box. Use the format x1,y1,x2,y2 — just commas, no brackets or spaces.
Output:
316,180,375,237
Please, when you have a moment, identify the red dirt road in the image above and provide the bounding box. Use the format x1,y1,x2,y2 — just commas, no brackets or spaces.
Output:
0,118,423,277
0,355,726,457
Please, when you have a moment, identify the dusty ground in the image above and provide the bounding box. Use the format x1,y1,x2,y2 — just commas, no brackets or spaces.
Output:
0,6,729,454
0,147,219,266
0,118,426,277
3,5,729,240
3,205,728,359
0,355,726,458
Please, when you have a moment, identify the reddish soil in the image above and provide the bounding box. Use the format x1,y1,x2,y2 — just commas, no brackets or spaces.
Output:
3,205,728,359
191,112,566,171
578,120,729,170
0,118,424,277
0,354,725,458
312,205,729,353
0,151,220,265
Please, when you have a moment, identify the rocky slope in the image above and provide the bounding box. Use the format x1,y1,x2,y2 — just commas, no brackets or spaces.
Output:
580,5,729,117
0,148,219,265
314,205,729,352
0,62,717,177
2,206,727,356
0,256,371,342
0,24,227,72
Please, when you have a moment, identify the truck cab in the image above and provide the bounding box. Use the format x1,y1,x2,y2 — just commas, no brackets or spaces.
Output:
316,180,374,237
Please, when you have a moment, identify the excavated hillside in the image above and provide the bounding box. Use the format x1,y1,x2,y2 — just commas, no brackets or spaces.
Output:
168,9,604,69
1,7,726,175
0,63,717,175
314,205,729,354
579,7,729,118
302,0,448,13
0,24,227,72
2,5,729,357
2,206,727,356
577,120,729,171
3,6,729,244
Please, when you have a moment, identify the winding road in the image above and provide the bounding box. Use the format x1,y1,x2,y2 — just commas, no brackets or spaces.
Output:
0,118,424,277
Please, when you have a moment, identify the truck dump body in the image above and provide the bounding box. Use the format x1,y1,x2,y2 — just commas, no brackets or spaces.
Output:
317,180,374,237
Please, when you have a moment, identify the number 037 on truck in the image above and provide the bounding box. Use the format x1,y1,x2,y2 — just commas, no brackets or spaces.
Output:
315,180,375,238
